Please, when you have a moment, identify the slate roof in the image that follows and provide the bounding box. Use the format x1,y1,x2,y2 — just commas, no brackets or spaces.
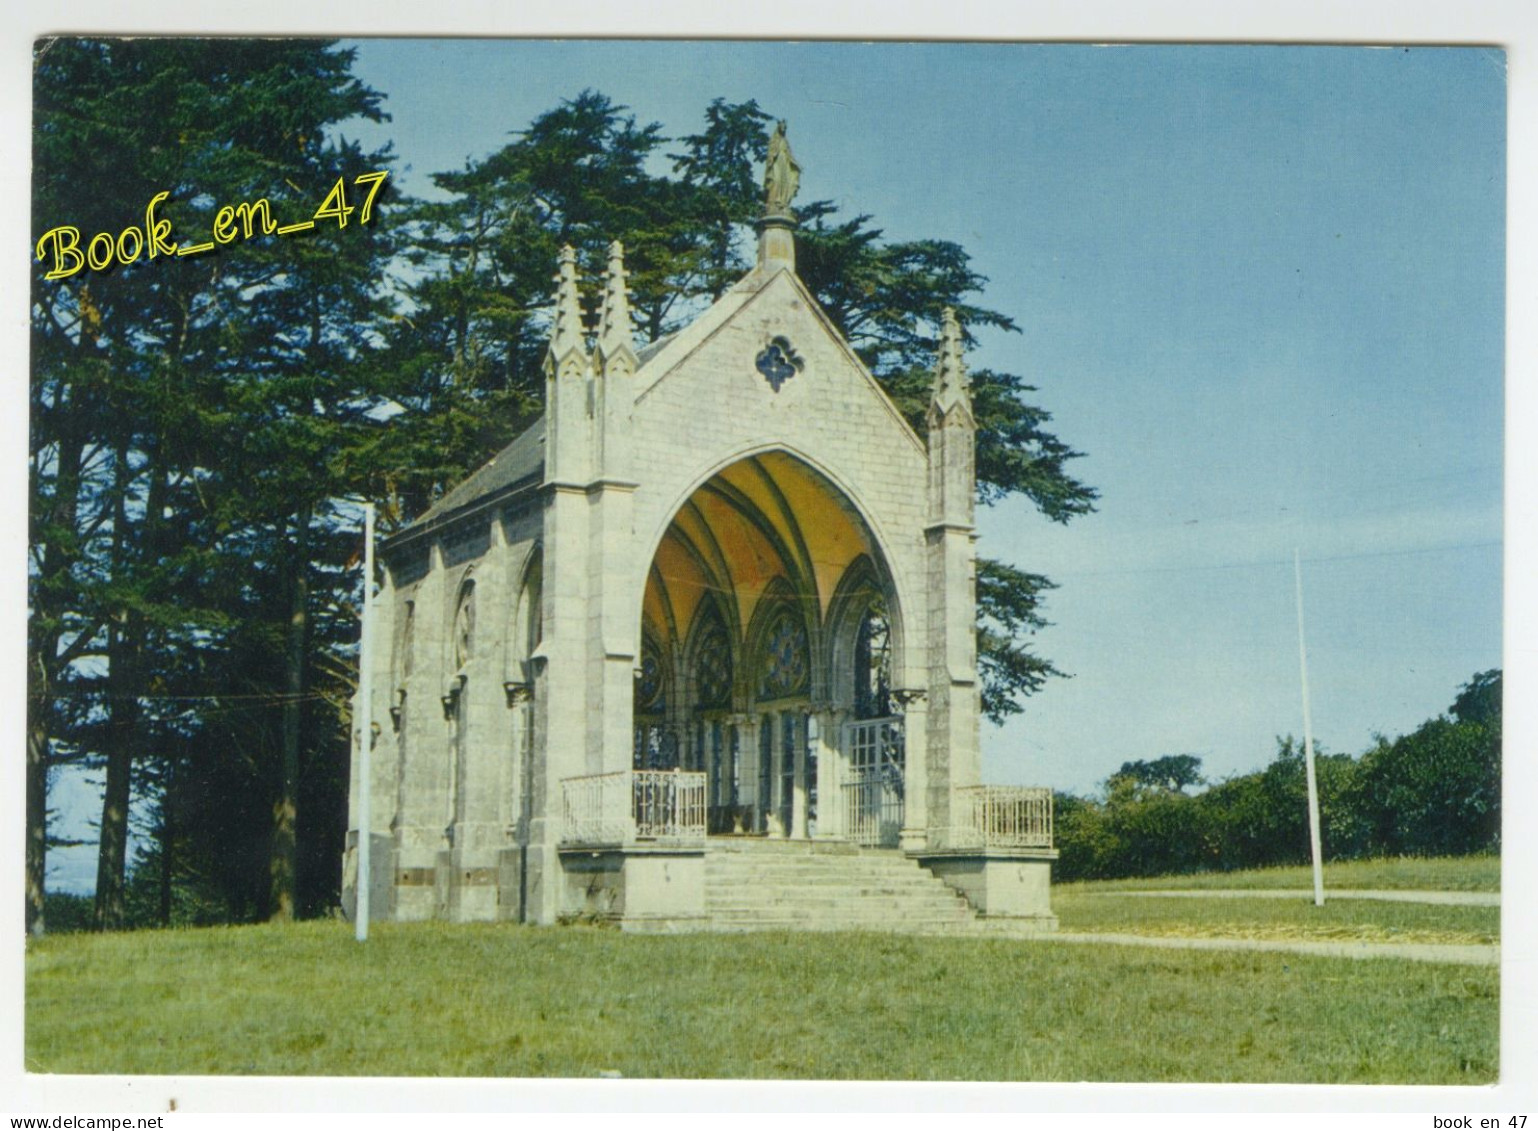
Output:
387,331,681,546
404,415,547,532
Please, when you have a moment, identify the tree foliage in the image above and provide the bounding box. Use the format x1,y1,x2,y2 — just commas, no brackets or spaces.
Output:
1109,754,1206,797
1052,673,1502,882
30,38,394,930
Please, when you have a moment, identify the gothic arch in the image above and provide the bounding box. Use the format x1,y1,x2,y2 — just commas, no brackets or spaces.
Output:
506,547,543,687
682,592,737,714
448,572,477,676
744,575,815,707
633,448,919,840
392,598,416,690
826,555,900,718
636,443,913,656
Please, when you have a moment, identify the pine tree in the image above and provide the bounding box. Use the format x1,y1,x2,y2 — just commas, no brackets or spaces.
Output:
30,38,395,928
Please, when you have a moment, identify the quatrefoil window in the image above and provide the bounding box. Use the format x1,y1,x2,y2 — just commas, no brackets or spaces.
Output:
755,336,805,392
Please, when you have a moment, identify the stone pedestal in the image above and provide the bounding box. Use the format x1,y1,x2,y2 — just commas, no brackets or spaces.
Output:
617,847,706,931
558,845,706,930
756,213,797,272
914,848,1059,931
340,830,397,924
495,846,526,921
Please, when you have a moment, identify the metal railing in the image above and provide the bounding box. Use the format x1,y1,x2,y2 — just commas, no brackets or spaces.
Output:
842,768,905,848
634,769,707,839
840,716,905,847
949,785,1054,850
560,769,707,846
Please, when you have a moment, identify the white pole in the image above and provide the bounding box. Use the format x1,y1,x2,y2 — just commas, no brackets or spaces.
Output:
1293,549,1325,907
356,502,377,941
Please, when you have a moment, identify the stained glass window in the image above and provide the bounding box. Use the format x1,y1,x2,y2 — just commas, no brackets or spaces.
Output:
636,636,665,713
758,609,809,700
755,336,804,392
633,724,678,771
694,605,733,708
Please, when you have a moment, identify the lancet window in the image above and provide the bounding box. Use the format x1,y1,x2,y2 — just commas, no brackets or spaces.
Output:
853,595,892,719
453,580,476,671
633,633,678,771
693,603,733,710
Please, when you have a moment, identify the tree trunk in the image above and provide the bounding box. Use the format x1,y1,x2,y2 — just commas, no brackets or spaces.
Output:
95,439,154,931
27,380,90,938
270,504,312,921
26,714,48,937
93,622,137,931
159,759,174,927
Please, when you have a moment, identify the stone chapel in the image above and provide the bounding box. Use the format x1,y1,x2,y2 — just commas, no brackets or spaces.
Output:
343,129,1058,933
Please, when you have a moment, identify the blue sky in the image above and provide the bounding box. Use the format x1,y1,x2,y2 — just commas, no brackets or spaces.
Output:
339,40,1504,794
40,40,1507,893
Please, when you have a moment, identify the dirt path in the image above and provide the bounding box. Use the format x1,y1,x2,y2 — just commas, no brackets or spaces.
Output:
1095,889,1499,907
1045,931,1499,965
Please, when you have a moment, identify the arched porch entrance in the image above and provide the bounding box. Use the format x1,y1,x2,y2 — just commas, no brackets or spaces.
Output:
634,451,907,843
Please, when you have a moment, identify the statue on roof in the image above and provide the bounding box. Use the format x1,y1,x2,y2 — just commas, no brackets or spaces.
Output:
764,121,801,217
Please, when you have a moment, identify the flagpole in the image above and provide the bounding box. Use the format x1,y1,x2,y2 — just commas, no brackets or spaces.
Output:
1294,549,1325,907
356,502,377,941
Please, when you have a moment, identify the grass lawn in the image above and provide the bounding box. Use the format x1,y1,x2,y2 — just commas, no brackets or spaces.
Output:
1053,889,1499,945
1065,854,1501,893
26,918,1497,1084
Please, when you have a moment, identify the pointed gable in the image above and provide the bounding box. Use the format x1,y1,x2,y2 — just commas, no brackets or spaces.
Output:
632,266,924,460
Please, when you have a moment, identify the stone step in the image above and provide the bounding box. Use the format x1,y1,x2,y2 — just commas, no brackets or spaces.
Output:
707,917,976,930
706,877,954,892
705,839,863,855
704,904,965,923
706,873,939,885
705,856,920,868
692,837,1001,933
707,856,911,868
703,919,978,933
704,874,954,890
708,908,969,922
705,882,967,899
708,866,943,874
705,884,962,901
706,885,966,899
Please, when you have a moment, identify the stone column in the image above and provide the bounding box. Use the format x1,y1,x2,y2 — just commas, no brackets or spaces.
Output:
499,684,534,922
345,571,397,923
530,246,595,924
895,691,929,851
924,309,981,843
819,710,838,840
813,707,840,839
791,707,810,838
590,241,641,781
767,712,787,837
587,481,638,778
388,542,448,920
737,713,760,832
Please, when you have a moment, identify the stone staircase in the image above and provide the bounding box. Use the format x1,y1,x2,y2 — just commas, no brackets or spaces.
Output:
699,837,984,935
